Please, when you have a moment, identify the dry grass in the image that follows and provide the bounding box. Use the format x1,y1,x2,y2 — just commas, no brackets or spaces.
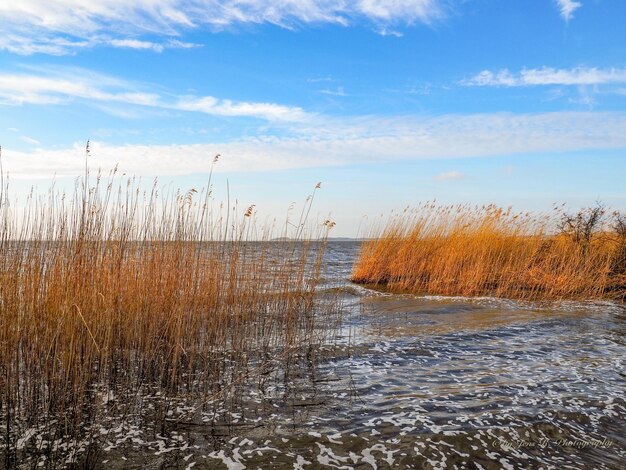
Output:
0,156,334,464
352,203,626,301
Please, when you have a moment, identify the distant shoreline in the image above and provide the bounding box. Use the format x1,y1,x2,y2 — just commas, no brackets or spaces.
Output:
271,237,369,242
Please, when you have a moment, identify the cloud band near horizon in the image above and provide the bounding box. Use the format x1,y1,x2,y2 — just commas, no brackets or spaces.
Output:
2,111,626,178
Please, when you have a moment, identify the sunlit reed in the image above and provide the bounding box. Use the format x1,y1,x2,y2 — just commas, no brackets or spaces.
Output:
0,155,333,464
352,203,626,301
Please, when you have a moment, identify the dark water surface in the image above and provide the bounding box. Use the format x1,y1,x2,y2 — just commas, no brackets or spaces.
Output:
28,242,626,469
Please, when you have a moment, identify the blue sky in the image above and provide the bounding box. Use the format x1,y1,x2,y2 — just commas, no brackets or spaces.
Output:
1,0,625,236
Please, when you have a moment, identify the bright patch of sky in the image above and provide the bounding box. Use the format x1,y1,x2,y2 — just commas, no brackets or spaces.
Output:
0,0,625,236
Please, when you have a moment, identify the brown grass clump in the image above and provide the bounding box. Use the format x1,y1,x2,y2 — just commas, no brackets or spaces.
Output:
0,155,334,465
352,203,626,301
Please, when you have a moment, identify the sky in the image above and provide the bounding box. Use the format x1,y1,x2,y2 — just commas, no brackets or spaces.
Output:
1,0,625,236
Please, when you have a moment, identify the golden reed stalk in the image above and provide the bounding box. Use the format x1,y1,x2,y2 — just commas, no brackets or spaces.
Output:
352,203,626,301
0,153,332,463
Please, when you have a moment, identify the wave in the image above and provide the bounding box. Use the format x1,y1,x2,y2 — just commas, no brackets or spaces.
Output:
317,281,625,315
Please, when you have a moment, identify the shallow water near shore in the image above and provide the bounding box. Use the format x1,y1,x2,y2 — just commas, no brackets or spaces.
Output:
12,241,626,468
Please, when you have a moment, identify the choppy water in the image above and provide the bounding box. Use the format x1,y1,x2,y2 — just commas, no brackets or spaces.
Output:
22,242,626,469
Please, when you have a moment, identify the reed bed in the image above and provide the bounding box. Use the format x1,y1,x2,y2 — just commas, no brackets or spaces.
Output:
352,203,626,301
0,157,335,466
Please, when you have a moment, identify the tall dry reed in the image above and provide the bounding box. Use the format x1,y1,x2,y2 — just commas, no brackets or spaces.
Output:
352,203,626,301
0,152,334,465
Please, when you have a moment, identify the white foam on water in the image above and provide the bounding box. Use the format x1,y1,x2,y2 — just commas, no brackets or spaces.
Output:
294,454,312,469
208,449,246,470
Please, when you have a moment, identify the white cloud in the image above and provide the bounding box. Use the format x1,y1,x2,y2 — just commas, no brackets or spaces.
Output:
555,0,582,21
319,87,346,97
0,69,309,122
568,86,597,108
436,170,466,181
357,0,439,22
0,1,442,55
167,39,201,49
175,96,309,121
106,38,200,52
107,39,166,52
2,112,626,178
19,136,41,146
463,66,626,87
307,77,334,83
0,34,199,56
0,35,92,55
377,28,403,37
0,72,161,106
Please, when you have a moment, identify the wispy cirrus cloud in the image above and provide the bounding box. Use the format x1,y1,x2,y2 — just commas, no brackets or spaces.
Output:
436,170,466,181
0,68,310,122
0,0,443,55
463,66,626,87
19,135,41,146
555,0,582,21
306,77,334,83
0,34,199,56
0,72,161,106
319,87,346,97
106,38,199,52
